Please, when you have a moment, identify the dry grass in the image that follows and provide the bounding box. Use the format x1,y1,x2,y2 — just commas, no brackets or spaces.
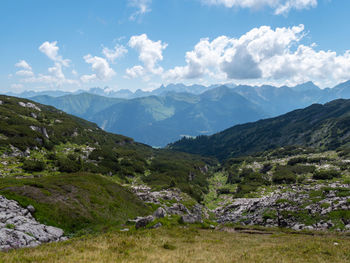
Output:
2,227,350,263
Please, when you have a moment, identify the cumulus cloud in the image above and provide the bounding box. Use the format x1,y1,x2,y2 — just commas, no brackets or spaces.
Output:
15,70,34,77
129,0,152,20
102,44,128,63
125,65,145,79
202,0,317,15
126,34,167,78
80,74,97,83
15,60,34,77
83,54,115,82
15,42,78,87
165,24,350,87
15,60,32,70
39,41,70,66
221,45,262,79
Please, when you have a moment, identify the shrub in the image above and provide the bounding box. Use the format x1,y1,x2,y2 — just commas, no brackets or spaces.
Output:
290,165,316,174
22,159,46,172
57,157,81,173
226,172,241,184
216,187,232,195
272,166,296,184
235,170,269,197
287,157,308,166
260,163,272,174
313,170,341,180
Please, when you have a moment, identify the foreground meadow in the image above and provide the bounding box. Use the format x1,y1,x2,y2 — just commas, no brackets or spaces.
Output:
1,226,350,263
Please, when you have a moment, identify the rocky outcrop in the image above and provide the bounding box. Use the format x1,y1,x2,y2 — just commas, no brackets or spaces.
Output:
129,185,206,227
0,195,66,251
215,183,350,231
130,185,182,204
18,102,41,112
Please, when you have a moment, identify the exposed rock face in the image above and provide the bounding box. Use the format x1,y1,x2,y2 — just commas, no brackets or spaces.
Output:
181,214,202,224
130,185,182,204
0,195,66,251
153,207,166,218
29,126,49,139
130,185,206,226
215,183,350,231
18,102,41,111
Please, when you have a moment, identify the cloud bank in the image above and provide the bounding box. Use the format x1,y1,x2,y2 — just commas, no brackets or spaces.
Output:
165,24,350,87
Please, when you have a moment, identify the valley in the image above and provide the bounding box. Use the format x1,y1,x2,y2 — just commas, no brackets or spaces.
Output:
1,95,350,261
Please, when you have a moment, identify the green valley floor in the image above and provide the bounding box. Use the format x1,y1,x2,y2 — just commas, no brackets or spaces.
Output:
1,226,350,263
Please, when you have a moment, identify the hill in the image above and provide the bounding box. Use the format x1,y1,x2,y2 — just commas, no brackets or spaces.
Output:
169,99,350,160
0,95,212,234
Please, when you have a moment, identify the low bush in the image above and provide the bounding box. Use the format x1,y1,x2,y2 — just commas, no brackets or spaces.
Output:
272,166,296,184
57,157,81,173
313,170,341,180
22,159,46,172
287,157,308,166
260,163,272,174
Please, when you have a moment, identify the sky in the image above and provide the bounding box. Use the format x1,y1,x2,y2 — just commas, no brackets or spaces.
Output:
1,0,350,93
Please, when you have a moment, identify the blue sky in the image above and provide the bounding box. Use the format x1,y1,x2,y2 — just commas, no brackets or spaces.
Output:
1,0,350,92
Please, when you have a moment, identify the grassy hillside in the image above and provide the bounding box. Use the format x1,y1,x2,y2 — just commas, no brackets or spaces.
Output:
0,95,213,234
169,99,350,160
1,226,350,263
0,173,150,234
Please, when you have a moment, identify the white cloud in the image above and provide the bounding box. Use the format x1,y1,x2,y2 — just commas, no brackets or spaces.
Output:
14,42,78,87
165,24,350,88
15,60,32,70
127,34,167,78
202,0,317,15
15,60,34,77
125,65,145,79
80,74,97,83
83,54,115,81
165,36,231,80
129,0,152,20
102,44,128,63
15,70,34,77
48,63,65,80
39,41,70,66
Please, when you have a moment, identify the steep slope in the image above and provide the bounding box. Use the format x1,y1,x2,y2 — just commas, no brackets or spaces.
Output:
0,96,211,210
169,99,350,160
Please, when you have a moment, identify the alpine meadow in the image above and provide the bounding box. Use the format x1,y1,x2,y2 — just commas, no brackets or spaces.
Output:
1,1,350,262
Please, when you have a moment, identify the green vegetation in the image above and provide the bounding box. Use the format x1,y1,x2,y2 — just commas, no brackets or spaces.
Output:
1,226,350,263
0,95,217,236
0,173,150,234
272,165,297,184
170,99,350,160
313,170,341,180
0,95,213,201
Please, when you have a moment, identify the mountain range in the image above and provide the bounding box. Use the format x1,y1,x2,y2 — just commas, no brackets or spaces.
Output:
170,98,350,160
5,80,350,146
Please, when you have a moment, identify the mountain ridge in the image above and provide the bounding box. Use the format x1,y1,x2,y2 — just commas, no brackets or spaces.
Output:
169,98,350,160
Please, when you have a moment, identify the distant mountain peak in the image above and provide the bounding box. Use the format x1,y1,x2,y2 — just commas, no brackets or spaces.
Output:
292,81,319,91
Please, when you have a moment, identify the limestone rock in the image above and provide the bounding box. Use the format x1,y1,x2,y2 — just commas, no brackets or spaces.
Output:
0,195,66,251
153,207,166,218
